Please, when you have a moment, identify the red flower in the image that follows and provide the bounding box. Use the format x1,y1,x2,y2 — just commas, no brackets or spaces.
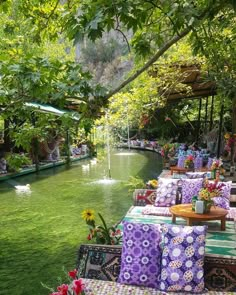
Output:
72,279,84,295
115,229,121,235
187,155,194,161
57,284,69,295
87,234,92,240
50,293,61,295
68,269,78,279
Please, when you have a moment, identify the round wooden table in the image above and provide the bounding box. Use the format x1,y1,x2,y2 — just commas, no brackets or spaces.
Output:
170,204,228,231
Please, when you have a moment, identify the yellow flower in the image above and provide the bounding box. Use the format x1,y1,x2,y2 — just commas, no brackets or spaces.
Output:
81,209,95,221
224,133,231,139
149,179,158,188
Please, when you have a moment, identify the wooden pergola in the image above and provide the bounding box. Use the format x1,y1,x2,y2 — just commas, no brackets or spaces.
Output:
151,63,224,158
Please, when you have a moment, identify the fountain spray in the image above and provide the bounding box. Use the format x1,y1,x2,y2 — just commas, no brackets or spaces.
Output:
106,111,111,179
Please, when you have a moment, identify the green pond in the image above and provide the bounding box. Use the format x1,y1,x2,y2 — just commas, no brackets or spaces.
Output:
0,149,162,295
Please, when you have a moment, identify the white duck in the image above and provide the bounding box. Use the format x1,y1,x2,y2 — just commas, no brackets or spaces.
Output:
82,164,90,170
90,159,97,165
15,184,31,192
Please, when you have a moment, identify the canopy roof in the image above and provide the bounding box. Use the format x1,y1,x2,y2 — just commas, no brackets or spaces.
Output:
151,64,216,102
25,102,80,121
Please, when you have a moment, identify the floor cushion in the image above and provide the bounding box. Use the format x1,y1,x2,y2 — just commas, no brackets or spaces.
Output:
155,178,180,207
159,223,207,293
181,178,203,204
118,221,161,288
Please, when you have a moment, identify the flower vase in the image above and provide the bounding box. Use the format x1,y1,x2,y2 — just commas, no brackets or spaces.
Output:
211,169,216,179
203,200,212,214
191,196,198,211
185,162,194,170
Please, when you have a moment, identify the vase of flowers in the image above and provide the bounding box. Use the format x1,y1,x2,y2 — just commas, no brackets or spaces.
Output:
198,180,225,213
184,155,195,169
210,158,225,180
160,143,171,167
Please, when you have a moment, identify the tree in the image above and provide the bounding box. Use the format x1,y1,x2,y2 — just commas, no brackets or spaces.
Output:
1,0,236,153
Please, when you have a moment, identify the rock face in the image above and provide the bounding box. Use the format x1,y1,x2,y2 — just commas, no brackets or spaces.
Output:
75,30,133,89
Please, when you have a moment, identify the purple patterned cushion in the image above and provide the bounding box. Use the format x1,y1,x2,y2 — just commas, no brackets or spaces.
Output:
159,224,207,293
194,156,203,170
154,178,180,207
212,181,232,210
177,156,185,168
181,178,203,204
118,221,161,288
185,172,206,179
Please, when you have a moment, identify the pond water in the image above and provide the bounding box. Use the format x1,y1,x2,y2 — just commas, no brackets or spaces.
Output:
0,149,162,295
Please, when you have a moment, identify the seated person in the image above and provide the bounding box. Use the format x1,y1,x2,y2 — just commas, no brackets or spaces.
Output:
0,156,7,173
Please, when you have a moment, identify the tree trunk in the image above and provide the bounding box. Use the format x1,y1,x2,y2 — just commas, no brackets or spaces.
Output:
3,119,11,152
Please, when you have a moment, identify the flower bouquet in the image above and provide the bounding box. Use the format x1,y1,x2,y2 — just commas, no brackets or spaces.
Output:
210,157,225,177
224,132,236,152
82,209,122,245
198,180,225,213
160,143,171,160
184,155,195,169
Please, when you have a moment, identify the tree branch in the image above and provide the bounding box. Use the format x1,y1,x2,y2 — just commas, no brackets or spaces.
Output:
115,28,131,52
44,0,60,29
105,26,191,99
115,14,131,52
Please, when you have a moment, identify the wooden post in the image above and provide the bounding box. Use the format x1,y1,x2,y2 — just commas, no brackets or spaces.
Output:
196,98,202,144
217,103,224,158
66,129,71,166
204,97,208,132
209,95,214,131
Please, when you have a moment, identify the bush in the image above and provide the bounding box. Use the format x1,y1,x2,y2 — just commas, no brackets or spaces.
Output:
6,153,32,172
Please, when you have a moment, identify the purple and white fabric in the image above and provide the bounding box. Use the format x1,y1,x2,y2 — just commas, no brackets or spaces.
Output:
185,172,206,179
159,224,207,293
207,157,213,169
212,181,232,210
181,178,203,204
142,205,171,217
177,156,185,168
194,156,203,170
118,221,161,288
155,178,180,207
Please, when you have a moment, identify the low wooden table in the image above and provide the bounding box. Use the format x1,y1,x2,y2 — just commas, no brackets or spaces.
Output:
170,166,208,175
170,204,228,230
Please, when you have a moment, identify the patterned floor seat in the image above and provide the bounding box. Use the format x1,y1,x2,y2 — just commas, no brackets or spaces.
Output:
77,244,236,292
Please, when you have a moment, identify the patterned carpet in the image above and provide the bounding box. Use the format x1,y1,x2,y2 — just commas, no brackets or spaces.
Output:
118,206,236,257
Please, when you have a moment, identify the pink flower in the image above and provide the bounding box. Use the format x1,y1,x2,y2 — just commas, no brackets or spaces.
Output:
57,284,69,295
68,269,78,279
187,155,194,161
72,279,84,295
50,293,61,295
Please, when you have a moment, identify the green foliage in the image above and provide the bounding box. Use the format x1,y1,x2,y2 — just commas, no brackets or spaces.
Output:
125,176,146,192
83,210,122,245
6,153,32,172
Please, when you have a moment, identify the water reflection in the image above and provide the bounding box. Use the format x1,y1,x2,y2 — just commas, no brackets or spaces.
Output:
115,152,136,156
91,178,118,185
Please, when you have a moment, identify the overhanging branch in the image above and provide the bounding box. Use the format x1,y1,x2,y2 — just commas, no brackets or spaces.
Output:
105,27,191,99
